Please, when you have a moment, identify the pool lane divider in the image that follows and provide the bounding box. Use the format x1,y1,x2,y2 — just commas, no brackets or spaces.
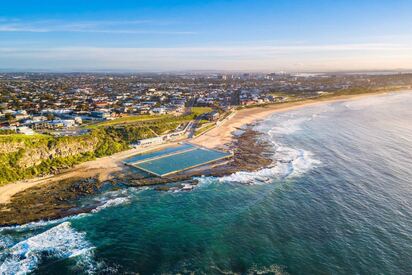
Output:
128,147,198,165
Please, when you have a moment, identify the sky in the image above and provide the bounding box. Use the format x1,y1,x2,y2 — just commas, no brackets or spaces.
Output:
1,0,412,72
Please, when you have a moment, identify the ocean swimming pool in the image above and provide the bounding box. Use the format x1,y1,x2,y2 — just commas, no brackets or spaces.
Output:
124,143,194,164
125,144,232,176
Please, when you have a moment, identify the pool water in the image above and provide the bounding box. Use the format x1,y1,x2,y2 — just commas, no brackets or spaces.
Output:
126,144,232,176
124,143,194,164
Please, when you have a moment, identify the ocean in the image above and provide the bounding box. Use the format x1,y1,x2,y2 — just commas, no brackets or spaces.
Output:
1,91,412,274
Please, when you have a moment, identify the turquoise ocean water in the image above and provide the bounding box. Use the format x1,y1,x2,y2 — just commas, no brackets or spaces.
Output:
1,92,412,274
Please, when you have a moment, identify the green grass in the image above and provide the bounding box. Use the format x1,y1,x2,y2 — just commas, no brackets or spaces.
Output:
191,107,213,116
86,108,212,129
0,133,51,143
0,108,216,185
86,114,171,128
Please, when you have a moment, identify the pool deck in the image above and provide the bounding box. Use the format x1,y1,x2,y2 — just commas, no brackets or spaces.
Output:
123,143,233,177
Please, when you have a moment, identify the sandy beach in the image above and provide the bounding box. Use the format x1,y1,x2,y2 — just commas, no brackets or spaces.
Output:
0,90,406,204
192,91,403,149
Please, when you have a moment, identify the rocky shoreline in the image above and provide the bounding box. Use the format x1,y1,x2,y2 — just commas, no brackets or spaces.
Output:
122,127,273,186
0,126,273,226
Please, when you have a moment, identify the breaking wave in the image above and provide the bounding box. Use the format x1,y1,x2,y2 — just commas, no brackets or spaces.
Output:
219,110,322,184
0,222,96,274
0,190,134,235
91,197,131,213
0,215,84,235
343,96,387,110
263,117,308,135
90,187,147,213
0,236,13,251
219,146,320,184
0,187,146,273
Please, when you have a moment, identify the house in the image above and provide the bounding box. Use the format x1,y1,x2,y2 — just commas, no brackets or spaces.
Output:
60,120,76,128
48,120,64,129
95,102,109,108
74,116,83,124
152,107,166,114
15,113,29,121
205,111,220,121
91,111,111,119
32,116,47,122
17,126,35,135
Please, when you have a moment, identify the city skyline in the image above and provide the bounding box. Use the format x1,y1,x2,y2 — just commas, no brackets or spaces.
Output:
1,0,412,72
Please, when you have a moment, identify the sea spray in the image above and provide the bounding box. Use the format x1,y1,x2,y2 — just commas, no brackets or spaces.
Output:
218,107,322,184
91,197,131,213
0,186,147,260
218,146,320,184
0,222,96,274
0,188,142,234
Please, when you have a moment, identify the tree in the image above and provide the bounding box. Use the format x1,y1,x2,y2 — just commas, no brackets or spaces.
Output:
46,113,55,121
5,113,13,121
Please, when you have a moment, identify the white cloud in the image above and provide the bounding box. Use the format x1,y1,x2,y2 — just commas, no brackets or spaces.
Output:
0,18,195,35
1,43,412,71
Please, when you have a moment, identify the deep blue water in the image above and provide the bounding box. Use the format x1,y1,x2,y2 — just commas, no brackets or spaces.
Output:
1,92,412,274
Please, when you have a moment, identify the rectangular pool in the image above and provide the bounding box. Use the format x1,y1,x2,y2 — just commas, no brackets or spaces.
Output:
125,144,232,177
124,143,194,164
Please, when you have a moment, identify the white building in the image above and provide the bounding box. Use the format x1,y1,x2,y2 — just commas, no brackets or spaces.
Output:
17,126,35,135
152,107,166,114
134,137,164,147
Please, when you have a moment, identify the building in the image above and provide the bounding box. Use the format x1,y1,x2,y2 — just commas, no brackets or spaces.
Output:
205,111,220,121
152,107,166,114
91,111,111,119
17,126,35,135
134,136,164,147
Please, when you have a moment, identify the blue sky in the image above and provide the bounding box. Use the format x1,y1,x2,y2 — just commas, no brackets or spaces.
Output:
1,0,412,71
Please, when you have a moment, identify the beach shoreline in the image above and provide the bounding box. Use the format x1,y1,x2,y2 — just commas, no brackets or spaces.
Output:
0,89,409,205
192,90,410,149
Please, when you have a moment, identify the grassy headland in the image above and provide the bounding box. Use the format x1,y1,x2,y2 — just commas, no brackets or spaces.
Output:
0,108,212,186
0,88,409,187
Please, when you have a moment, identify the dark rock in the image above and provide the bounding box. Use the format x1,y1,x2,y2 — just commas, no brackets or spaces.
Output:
0,127,273,226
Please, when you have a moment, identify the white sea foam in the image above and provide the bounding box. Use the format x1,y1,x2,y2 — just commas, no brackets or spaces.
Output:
0,187,145,259
0,222,96,275
0,236,14,250
255,104,333,135
342,94,398,110
219,110,322,184
347,92,412,111
265,117,308,135
91,197,131,213
219,145,320,184
0,187,145,231
0,215,86,234
0,188,142,273
90,187,148,213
